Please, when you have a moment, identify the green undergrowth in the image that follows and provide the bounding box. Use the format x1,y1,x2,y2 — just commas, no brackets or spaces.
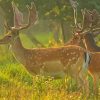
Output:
0,61,99,100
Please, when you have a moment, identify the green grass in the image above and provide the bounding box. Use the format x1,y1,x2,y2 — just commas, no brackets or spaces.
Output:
0,33,99,100
0,61,83,100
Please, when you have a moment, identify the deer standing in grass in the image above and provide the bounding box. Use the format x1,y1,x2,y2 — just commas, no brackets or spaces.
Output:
70,7,100,94
0,2,91,94
81,10,100,94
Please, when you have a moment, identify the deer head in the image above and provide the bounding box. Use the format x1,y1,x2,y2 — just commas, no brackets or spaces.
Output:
0,2,38,44
72,7,100,43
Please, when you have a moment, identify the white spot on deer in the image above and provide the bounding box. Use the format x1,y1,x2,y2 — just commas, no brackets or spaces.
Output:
73,57,80,67
69,59,72,62
75,54,79,58
66,62,70,68
71,52,76,55
73,57,76,60
63,49,68,53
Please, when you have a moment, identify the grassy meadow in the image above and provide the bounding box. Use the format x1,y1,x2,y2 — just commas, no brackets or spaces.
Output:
0,33,99,100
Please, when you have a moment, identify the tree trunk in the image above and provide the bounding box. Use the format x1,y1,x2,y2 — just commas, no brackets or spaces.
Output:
60,21,72,43
56,0,72,43
49,20,61,43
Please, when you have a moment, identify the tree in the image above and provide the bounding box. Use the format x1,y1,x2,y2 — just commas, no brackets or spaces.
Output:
1,0,99,45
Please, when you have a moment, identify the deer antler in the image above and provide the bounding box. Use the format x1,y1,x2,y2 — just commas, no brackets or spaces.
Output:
90,9,100,28
69,0,82,35
73,8,100,35
12,2,38,30
69,0,78,27
12,2,23,28
80,9,100,35
69,1,92,34
81,9,90,30
76,9,93,33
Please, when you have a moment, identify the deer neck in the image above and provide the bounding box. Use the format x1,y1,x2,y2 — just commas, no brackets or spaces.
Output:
10,35,26,64
65,37,79,46
84,33,100,52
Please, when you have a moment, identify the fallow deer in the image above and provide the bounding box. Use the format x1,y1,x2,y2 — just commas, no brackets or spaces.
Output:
0,2,91,94
79,11,100,95
70,7,100,94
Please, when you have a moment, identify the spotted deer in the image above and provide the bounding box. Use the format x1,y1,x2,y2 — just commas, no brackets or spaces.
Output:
70,6,100,94
0,2,91,94
78,10,100,94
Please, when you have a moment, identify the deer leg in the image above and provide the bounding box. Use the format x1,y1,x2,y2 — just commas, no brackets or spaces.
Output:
92,73,99,96
79,68,89,97
70,66,89,94
73,72,83,91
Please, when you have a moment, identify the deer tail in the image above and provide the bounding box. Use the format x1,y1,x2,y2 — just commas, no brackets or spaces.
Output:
83,52,91,70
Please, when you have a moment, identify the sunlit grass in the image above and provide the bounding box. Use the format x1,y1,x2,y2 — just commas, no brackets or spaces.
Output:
0,62,83,100
0,55,98,99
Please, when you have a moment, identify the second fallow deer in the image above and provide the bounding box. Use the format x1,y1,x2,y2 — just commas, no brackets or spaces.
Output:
71,7,100,94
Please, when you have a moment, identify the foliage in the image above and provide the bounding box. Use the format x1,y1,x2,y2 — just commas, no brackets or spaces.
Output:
78,0,100,11
0,0,100,24
0,57,95,99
